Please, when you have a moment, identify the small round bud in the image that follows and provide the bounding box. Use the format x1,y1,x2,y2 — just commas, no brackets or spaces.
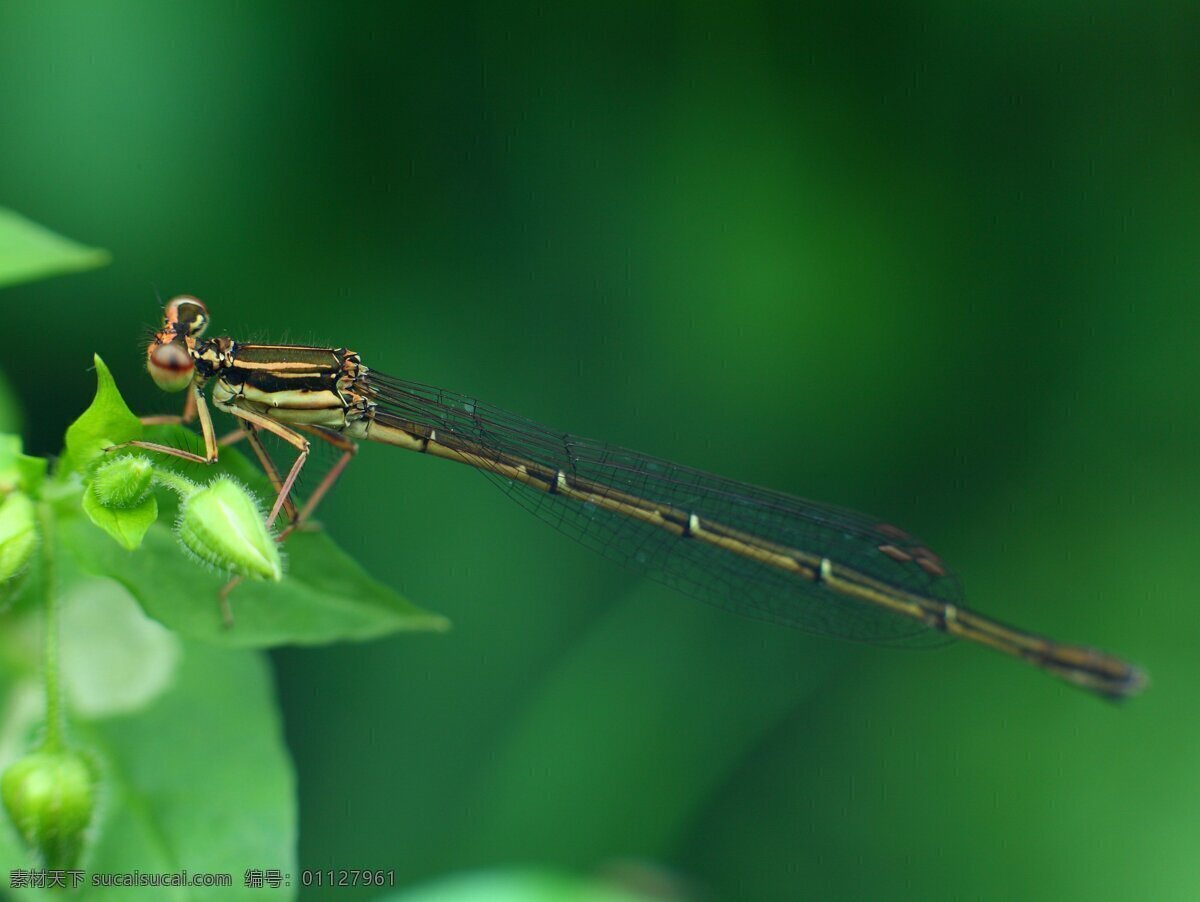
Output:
89,455,154,509
0,491,37,584
176,477,283,581
1,749,97,870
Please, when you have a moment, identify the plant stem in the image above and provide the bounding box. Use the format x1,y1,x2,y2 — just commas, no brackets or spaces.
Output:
37,502,65,751
151,468,197,499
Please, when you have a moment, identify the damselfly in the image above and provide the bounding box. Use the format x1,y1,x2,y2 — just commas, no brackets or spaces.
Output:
125,296,1146,700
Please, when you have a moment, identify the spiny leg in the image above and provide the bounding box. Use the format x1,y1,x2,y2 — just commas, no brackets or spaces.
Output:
225,423,357,538
218,579,237,630
117,441,213,464
230,422,358,537
279,425,358,539
241,425,300,524
182,386,197,423
218,406,311,525
118,385,219,465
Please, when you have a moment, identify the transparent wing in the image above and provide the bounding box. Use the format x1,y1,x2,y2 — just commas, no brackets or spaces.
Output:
364,372,962,646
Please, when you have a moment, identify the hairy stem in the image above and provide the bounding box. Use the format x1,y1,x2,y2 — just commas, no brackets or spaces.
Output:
37,501,65,751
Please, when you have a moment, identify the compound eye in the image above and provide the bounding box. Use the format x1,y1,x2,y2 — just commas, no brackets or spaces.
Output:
164,295,209,337
147,341,194,392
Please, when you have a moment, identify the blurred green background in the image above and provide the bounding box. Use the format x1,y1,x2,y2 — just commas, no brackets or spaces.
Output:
0,2,1196,899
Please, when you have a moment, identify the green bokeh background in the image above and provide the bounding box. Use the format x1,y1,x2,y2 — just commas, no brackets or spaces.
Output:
1,3,1196,900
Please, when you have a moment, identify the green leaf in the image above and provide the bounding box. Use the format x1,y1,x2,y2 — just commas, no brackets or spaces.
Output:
63,355,142,475
57,575,183,719
0,580,296,899
84,646,295,899
0,492,38,583
0,534,42,614
14,457,46,499
0,563,37,613
78,455,158,552
62,514,446,647
0,208,109,290
81,486,157,552
0,434,46,498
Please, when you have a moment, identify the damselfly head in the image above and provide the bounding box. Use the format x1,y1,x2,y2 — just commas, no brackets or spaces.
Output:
163,296,209,338
146,295,208,391
147,338,194,392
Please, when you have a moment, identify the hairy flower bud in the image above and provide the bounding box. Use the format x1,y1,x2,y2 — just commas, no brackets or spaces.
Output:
176,477,282,581
89,455,154,509
0,491,37,584
1,749,96,870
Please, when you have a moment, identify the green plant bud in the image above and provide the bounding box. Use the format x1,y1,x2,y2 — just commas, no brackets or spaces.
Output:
0,491,38,583
1,749,96,870
89,455,155,509
175,477,282,581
